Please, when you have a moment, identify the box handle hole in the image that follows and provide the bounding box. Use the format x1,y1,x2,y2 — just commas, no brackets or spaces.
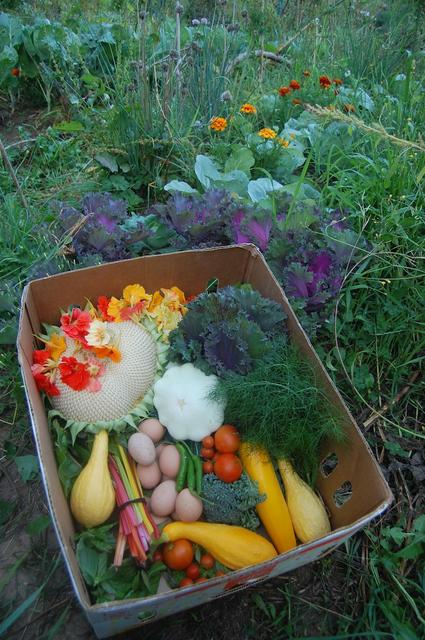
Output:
320,452,338,477
137,610,157,622
333,481,352,507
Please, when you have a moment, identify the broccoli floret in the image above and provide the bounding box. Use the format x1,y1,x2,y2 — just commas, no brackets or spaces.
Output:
202,472,265,530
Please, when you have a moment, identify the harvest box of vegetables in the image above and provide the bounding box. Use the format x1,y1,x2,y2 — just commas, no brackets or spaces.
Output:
17,245,392,638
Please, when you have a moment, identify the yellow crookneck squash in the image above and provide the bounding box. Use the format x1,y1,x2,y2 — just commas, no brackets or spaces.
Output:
163,521,277,570
70,430,115,528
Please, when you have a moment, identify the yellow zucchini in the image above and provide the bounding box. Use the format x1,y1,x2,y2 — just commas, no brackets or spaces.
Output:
239,443,296,553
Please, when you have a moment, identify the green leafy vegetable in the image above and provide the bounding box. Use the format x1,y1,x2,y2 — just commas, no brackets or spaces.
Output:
202,471,265,530
212,338,346,481
169,285,286,375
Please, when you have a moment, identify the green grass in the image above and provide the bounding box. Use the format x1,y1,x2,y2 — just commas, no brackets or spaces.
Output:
0,0,424,638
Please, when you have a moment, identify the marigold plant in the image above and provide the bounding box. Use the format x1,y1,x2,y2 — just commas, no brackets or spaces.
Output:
210,117,228,132
319,75,332,88
240,103,257,114
258,128,277,139
278,86,291,96
289,80,301,90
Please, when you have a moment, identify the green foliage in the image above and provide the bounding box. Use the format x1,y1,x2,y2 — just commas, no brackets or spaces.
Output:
213,338,345,481
202,471,265,530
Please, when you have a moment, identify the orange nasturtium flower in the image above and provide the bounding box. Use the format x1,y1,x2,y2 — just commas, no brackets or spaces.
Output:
319,75,332,89
123,284,151,306
278,86,291,96
258,128,277,140
107,296,126,322
289,80,301,90
45,333,67,361
210,117,228,132
240,103,257,115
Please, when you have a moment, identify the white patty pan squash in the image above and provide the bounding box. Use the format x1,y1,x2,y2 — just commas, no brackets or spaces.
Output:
153,363,225,441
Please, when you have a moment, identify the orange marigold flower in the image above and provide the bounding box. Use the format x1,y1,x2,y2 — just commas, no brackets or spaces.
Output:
303,70,311,77
277,138,290,148
343,103,355,113
210,117,228,132
278,86,291,96
289,80,301,90
240,103,257,114
11,67,20,77
333,78,343,86
319,75,332,89
292,98,302,106
258,128,277,140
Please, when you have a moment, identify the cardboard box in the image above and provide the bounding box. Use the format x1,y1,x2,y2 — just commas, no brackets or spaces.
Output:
17,245,392,638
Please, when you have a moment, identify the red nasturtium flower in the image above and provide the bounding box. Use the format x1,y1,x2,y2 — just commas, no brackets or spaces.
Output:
60,308,91,343
289,80,301,90
278,86,291,96
59,356,91,391
97,295,114,321
11,67,20,77
32,370,60,396
319,75,332,89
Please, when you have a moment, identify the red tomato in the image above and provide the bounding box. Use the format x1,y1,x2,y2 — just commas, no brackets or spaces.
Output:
185,562,201,580
180,577,194,587
202,436,214,448
200,553,215,570
195,577,208,583
163,539,194,570
214,425,240,453
153,550,163,562
214,453,242,483
202,461,214,474
201,447,215,459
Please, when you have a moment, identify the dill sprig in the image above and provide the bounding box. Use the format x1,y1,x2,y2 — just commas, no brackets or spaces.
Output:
212,338,346,482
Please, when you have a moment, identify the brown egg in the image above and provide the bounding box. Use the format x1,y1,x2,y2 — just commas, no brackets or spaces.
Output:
174,488,203,522
159,445,181,478
139,418,165,443
136,461,161,490
128,432,156,465
150,480,177,517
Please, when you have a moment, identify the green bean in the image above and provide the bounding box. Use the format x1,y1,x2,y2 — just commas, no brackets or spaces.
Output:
193,455,203,496
175,443,189,492
186,456,195,492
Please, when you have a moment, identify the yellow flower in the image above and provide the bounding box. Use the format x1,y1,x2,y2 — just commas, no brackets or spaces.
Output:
148,287,187,336
149,305,182,338
210,117,228,132
46,333,67,361
123,284,152,306
277,138,290,148
258,128,277,140
107,297,126,322
240,103,257,115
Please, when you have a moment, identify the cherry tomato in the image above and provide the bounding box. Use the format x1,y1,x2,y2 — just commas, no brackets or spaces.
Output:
163,539,194,571
202,461,214,474
214,425,240,453
153,550,163,562
202,436,214,448
195,577,208,583
200,553,215,570
201,447,215,459
214,453,243,483
180,577,194,587
185,562,201,580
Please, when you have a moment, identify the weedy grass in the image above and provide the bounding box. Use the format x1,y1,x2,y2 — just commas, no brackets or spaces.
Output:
0,0,424,638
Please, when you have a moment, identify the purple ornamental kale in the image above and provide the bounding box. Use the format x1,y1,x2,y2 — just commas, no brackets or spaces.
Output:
147,190,237,249
230,209,273,252
58,193,130,262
